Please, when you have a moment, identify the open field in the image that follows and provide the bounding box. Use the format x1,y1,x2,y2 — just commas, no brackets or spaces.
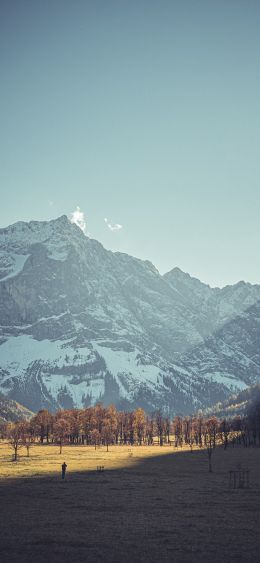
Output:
0,442,196,479
0,442,260,562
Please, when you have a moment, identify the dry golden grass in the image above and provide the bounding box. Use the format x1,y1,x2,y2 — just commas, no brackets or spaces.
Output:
0,441,260,563
0,441,196,479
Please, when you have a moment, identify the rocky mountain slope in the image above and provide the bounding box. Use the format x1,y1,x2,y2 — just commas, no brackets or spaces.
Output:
164,267,260,337
180,300,260,388
0,216,259,414
202,383,260,419
0,392,34,423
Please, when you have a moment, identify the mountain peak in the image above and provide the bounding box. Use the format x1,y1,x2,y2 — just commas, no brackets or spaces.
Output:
167,266,184,276
0,214,88,245
0,215,90,276
164,267,211,289
52,214,71,226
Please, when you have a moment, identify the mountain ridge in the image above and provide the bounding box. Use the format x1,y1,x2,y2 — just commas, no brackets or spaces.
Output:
0,215,259,414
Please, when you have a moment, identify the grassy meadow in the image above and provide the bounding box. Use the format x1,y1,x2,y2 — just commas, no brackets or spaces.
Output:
0,441,195,479
0,441,260,562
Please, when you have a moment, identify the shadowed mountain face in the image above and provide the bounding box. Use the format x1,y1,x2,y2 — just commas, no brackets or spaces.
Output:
0,216,260,413
164,267,260,337
180,301,260,385
200,382,260,418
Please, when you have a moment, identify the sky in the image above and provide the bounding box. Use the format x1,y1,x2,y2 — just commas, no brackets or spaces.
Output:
0,0,259,287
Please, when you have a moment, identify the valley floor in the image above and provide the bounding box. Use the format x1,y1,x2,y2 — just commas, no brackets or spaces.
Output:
0,443,260,562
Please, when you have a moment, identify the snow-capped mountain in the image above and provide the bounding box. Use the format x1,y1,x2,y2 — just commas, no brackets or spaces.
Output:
0,216,259,414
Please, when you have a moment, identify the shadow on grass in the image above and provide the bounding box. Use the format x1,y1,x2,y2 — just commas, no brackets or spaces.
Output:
0,446,260,563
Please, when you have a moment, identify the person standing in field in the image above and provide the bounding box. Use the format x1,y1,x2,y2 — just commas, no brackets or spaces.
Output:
61,461,67,480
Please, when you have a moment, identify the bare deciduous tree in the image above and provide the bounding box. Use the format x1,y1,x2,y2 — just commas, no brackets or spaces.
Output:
7,422,24,461
53,418,70,454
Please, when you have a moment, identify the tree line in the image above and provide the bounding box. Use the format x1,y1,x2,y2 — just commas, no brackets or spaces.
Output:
1,399,260,463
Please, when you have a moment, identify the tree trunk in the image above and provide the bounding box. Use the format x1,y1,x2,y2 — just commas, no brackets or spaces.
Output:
208,451,212,472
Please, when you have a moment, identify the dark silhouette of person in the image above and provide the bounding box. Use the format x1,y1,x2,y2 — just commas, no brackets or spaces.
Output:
61,461,67,480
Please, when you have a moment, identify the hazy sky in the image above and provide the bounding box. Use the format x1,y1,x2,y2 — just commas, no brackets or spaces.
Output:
1,0,259,287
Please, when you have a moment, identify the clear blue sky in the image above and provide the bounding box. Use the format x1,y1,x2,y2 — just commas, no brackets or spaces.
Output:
1,0,259,287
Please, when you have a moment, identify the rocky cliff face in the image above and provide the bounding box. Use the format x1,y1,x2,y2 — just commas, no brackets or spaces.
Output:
164,267,260,336
0,216,259,414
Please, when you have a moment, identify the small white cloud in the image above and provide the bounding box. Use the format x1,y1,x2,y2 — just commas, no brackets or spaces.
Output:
48,200,54,207
71,206,88,235
104,217,123,231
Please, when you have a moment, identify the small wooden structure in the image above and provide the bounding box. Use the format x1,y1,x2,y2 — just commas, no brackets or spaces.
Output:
96,465,105,472
229,465,250,489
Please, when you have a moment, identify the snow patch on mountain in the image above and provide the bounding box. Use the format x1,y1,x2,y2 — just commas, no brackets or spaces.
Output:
203,372,248,392
0,335,76,376
92,342,164,390
0,252,30,282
